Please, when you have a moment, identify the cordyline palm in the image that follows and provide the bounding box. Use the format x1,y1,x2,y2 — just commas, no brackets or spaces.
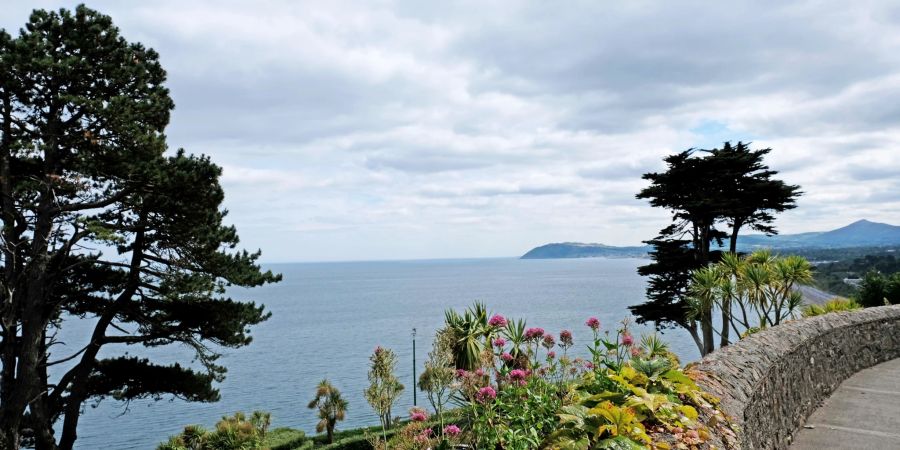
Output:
444,302,493,370
770,255,812,323
687,265,722,350
688,250,814,346
307,380,348,444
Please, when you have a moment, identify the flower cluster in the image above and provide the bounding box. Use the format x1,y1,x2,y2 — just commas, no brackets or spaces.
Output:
475,385,497,403
443,424,461,437
559,329,574,348
508,369,528,386
488,314,507,327
541,334,555,350
523,327,544,341
409,408,428,423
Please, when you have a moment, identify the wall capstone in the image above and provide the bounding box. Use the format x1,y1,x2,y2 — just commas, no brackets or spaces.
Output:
692,304,900,450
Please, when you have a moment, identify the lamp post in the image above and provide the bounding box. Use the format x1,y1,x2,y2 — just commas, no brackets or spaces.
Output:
412,328,417,406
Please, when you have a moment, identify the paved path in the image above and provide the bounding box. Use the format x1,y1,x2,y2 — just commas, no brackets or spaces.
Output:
790,358,900,449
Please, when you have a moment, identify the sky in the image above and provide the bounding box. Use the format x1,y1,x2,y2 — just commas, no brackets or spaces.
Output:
4,1,900,262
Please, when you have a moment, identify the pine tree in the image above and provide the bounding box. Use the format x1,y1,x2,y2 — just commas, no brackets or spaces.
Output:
0,7,280,449
631,142,800,355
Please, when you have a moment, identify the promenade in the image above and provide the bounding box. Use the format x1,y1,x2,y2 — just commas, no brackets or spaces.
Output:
790,358,900,449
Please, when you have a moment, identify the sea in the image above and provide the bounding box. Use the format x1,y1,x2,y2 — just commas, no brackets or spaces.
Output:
58,257,701,449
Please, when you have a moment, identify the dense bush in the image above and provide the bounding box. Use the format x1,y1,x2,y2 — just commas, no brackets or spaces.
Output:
857,270,900,307
267,427,308,450
157,411,272,450
802,298,861,317
407,305,736,449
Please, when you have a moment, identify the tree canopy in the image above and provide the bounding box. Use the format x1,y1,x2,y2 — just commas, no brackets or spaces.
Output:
0,6,279,450
631,142,800,355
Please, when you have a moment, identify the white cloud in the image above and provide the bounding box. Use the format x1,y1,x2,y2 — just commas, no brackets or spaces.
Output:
4,0,900,261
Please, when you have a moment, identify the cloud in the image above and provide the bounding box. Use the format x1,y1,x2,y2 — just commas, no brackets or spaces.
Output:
4,0,900,261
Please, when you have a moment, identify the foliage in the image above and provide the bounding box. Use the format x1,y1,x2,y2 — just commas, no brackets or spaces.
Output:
155,308,732,450
546,324,728,450
308,380,349,444
802,298,862,317
437,305,734,449
266,428,307,450
810,251,900,296
364,346,404,443
157,411,272,450
368,408,463,450
856,270,900,307
687,250,813,340
418,328,457,432
0,5,280,448
632,142,801,356
443,301,494,370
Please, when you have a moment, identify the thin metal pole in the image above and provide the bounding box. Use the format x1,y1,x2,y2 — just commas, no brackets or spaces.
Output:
412,328,417,406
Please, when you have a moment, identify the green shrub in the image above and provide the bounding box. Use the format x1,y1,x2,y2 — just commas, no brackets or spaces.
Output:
266,427,307,450
857,271,900,307
802,297,862,317
157,411,272,450
320,434,376,450
312,424,385,445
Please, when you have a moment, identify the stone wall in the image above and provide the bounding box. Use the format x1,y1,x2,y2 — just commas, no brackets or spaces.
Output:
692,304,900,449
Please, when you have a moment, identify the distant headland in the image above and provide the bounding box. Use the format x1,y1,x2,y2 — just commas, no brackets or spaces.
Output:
521,219,900,259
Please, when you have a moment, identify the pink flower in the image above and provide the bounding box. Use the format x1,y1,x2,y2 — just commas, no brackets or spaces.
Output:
584,361,595,370
621,334,634,346
500,352,513,362
492,338,506,348
488,314,507,327
547,351,556,359
542,334,556,349
630,347,641,357
443,424,461,436
586,317,600,330
414,428,433,443
524,327,545,341
559,330,574,347
410,408,428,422
455,369,468,378
476,386,497,402
475,368,485,377
509,369,528,385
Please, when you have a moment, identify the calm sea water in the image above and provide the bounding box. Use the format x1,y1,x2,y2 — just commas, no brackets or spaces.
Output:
60,257,699,449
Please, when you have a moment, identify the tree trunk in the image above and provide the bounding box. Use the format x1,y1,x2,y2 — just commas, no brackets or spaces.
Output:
720,301,731,348
685,320,704,356
729,220,741,254
701,309,715,356
721,218,744,348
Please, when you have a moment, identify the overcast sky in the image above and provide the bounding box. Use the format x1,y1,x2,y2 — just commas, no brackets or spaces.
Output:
5,1,900,262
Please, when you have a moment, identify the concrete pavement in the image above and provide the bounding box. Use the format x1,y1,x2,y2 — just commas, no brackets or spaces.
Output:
790,358,900,449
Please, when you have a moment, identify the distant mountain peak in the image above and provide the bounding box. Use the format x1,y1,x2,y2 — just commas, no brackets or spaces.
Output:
738,219,900,249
